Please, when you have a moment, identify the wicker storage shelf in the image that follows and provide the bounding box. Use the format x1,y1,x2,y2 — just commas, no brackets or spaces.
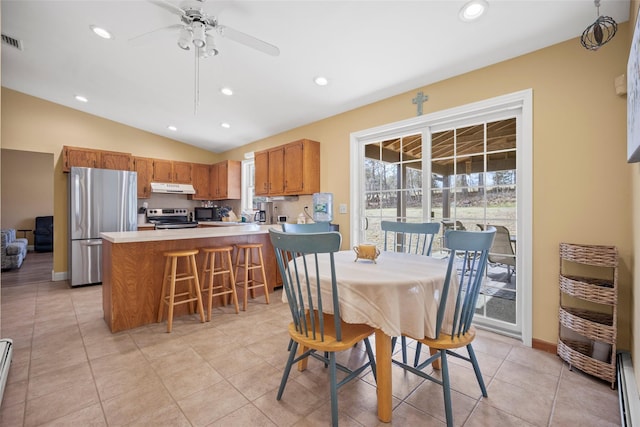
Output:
557,338,616,382
558,243,617,388
559,275,616,305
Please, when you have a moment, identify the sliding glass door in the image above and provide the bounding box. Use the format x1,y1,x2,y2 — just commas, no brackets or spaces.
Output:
351,91,532,341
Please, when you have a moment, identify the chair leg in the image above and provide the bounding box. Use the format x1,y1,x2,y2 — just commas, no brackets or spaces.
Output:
364,338,377,381
467,344,487,397
440,349,454,427
414,342,423,367
277,340,298,401
401,336,408,364
329,352,339,427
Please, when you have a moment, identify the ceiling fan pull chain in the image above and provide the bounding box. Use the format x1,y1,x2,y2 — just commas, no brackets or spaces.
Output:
194,46,200,114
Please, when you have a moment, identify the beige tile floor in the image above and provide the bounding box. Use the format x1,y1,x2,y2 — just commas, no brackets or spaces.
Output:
0,280,620,426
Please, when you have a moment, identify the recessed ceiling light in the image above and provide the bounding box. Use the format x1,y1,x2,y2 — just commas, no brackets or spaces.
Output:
90,25,112,39
314,76,329,86
221,122,231,129
220,87,233,96
167,125,177,131
74,95,88,103
459,0,488,22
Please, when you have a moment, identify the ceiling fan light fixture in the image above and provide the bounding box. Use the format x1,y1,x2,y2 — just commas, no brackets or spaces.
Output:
177,26,192,50
205,34,219,56
192,21,206,48
459,0,489,22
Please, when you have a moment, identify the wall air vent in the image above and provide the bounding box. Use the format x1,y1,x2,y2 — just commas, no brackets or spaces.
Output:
1,34,23,50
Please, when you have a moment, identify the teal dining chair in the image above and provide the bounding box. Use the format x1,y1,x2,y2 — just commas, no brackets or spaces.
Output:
382,221,440,366
269,229,377,427
281,222,331,233
393,227,495,427
381,220,440,256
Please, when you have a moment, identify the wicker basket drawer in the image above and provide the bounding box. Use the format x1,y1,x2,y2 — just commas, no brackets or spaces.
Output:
559,275,616,305
558,306,615,343
559,243,617,267
557,339,615,384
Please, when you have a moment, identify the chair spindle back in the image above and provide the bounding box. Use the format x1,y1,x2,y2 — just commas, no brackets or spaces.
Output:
381,221,440,256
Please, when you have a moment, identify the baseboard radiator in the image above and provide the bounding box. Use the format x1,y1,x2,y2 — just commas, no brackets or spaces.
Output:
0,339,12,406
618,351,640,426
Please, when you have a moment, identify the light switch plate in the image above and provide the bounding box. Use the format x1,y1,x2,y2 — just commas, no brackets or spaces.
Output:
339,203,347,214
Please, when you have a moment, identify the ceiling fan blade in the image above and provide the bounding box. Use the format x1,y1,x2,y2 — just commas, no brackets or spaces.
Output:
217,25,280,56
147,0,186,17
128,24,183,44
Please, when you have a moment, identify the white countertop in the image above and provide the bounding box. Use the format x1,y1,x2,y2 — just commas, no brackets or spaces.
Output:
101,224,280,243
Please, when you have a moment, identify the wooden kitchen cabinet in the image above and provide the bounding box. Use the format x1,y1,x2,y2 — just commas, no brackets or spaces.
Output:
152,159,173,182
254,150,270,196
210,160,241,200
191,163,211,200
63,146,132,172
153,159,192,183
254,139,319,196
172,161,192,184
100,150,132,171
63,146,99,171
133,156,154,198
283,139,319,195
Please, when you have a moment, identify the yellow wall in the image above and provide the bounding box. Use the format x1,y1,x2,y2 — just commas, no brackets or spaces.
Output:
0,89,220,274
221,28,632,347
0,22,633,348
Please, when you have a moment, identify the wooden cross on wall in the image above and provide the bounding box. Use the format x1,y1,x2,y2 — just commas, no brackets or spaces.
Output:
412,91,429,116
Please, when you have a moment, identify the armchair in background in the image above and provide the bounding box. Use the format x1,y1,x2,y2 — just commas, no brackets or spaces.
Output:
1,229,28,270
33,216,53,253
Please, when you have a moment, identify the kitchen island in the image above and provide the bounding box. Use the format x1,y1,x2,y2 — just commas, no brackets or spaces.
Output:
101,224,279,332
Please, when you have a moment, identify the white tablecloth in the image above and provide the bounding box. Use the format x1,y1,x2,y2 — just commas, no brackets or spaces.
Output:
284,250,457,339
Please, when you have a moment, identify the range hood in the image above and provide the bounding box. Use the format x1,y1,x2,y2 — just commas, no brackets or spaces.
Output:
150,182,196,194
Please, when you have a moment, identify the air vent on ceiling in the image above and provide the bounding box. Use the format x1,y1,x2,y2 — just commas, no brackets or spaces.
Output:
1,34,23,51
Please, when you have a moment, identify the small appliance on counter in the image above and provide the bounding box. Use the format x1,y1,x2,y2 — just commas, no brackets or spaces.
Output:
147,208,198,229
254,201,274,224
195,206,222,222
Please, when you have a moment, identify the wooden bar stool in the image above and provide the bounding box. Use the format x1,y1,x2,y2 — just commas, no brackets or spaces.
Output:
234,243,270,311
200,246,239,321
157,249,205,333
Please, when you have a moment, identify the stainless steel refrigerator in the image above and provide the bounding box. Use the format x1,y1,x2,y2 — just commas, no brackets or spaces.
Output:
68,167,137,287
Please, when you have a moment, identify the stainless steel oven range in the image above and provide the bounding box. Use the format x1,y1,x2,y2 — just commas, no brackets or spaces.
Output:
146,208,198,229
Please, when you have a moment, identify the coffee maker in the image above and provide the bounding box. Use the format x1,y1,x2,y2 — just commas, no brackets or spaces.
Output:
254,201,274,224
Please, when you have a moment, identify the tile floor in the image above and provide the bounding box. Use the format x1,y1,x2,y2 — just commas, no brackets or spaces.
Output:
0,279,620,426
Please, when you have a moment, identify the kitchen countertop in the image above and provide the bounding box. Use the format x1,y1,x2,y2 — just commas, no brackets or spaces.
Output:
102,224,279,244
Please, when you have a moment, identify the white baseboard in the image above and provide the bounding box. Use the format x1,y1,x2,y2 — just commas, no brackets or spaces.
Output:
52,271,67,282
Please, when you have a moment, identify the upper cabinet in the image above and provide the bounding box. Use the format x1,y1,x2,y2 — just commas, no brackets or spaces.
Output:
152,159,192,184
101,150,132,171
172,161,192,184
254,139,320,196
63,146,131,172
190,163,211,200
133,157,154,199
211,160,241,200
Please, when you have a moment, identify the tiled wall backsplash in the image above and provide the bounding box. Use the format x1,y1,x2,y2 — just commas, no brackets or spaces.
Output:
137,194,318,224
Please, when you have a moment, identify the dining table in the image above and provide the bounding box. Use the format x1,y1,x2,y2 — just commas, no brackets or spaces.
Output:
293,249,458,423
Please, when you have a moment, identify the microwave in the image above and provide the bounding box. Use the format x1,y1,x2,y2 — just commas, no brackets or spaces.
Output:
194,206,221,222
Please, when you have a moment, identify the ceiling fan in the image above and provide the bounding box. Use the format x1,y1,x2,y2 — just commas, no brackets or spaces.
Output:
133,0,280,112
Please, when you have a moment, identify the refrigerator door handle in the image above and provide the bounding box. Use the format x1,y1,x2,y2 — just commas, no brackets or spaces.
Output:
80,240,103,247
